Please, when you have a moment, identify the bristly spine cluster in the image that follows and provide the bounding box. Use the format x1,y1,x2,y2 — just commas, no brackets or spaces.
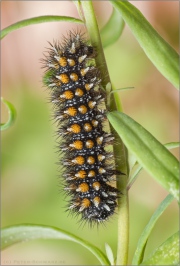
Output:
42,31,119,225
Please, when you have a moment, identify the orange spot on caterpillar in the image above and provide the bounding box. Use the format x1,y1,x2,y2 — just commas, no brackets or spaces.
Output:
69,140,83,150
72,156,85,165
88,101,96,109
91,120,98,127
75,88,84,96
76,183,89,193
93,196,101,207
78,105,88,114
98,167,106,174
75,170,87,179
64,107,77,117
60,90,74,100
67,58,75,66
93,182,101,190
80,67,89,76
57,73,69,84
59,57,67,67
98,154,105,161
85,83,93,91
87,156,95,165
79,198,91,211
88,170,96,177
70,73,78,81
67,124,81,134
85,140,94,149
83,123,92,132
96,136,103,145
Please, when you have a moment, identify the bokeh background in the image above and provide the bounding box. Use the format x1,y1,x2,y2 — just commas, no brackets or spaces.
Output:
1,1,179,265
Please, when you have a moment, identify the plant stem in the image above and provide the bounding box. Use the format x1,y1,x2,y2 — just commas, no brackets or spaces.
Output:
80,1,129,265
110,92,129,266
116,162,129,265
80,0,110,88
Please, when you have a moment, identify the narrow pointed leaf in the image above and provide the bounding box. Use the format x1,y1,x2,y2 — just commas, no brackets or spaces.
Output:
127,142,180,190
1,98,17,131
1,16,83,39
100,8,125,48
107,111,179,201
1,225,110,265
141,231,179,265
73,1,84,21
165,142,180,150
132,194,174,265
127,164,142,190
110,1,179,89
105,243,115,265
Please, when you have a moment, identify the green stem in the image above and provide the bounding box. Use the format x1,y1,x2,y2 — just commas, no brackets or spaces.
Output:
116,178,129,265
80,1,129,265
110,89,129,266
80,1,110,88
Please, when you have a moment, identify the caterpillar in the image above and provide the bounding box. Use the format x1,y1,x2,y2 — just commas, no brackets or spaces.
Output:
42,32,120,225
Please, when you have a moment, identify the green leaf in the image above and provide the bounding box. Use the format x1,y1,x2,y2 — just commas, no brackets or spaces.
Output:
107,111,179,201
42,70,55,87
73,1,84,21
109,87,134,95
141,231,179,265
165,142,180,150
127,142,180,190
100,8,125,48
132,194,174,265
0,16,83,39
105,243,115,265
127,164,142,190
1,98,17,131
110,1,179,89
128,152,138,174
1,224,110,265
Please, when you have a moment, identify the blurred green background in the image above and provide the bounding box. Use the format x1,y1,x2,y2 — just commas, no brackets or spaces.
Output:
1,1,179,265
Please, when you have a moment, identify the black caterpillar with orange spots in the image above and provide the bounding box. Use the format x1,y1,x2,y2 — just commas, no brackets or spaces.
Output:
42,32,119,225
